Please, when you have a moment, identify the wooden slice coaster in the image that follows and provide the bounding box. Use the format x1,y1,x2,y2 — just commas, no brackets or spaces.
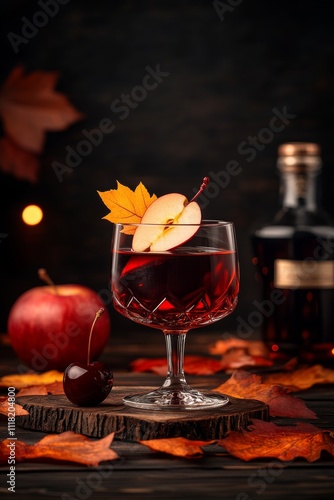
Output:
17,385,269,441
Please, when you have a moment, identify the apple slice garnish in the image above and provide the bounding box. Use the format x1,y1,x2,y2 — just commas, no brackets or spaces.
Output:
132,178,208,252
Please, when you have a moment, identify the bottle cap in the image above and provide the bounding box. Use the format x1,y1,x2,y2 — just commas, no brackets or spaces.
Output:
278,142,320,157
277,142,321,172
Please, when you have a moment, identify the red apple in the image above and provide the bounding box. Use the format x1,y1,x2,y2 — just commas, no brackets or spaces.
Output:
7,284,111,372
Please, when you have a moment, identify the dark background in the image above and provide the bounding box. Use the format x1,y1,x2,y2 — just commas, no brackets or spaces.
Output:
1,0,334,339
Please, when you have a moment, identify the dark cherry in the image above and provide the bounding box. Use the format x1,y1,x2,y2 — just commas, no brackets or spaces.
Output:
63,361,113,407
63,307,113,407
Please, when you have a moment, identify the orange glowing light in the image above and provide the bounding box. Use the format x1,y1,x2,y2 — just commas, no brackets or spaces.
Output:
22,205,43,226
331,348,334,356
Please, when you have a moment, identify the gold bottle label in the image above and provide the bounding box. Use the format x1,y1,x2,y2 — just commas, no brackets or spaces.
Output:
274,259,334,289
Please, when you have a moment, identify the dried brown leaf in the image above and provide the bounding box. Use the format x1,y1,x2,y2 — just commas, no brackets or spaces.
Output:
219,419,334,462
214,370,317,418
0,431,118,466
139,437,214,458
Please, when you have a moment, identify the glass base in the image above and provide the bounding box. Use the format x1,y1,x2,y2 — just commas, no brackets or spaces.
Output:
123,388,229,411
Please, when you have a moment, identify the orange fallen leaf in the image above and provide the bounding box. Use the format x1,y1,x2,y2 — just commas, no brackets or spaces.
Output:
139,437,214,458
263,364,334,391
131,353,272,375
0,370,63,389
220,350,273,370
0,135,40,182
16,385,48,396
97,181,157,234
0,65,83,153
214,370,317,418
131,355,224,376
0,396,29,417
209,338,273,370
219,419,334,462
0,431,118,466
210,338,269,357
16,381,64,397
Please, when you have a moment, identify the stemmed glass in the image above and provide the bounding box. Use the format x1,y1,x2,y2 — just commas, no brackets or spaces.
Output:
111,220,239,410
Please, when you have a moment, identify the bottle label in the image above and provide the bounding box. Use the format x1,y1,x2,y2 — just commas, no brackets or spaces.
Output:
274,259,334,289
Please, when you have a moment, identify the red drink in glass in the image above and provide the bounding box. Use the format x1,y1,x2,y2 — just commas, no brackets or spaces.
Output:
112,248,239,331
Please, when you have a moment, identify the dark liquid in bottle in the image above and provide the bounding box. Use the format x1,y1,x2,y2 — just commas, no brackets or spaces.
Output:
252,225,334,365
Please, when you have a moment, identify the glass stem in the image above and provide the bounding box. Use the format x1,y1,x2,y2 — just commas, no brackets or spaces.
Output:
162,331,189,390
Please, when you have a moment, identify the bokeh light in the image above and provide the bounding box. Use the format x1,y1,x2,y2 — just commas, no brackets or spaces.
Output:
22,205,43,226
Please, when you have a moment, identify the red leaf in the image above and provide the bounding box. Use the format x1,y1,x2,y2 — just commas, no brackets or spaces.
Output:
0,66,83,153
131,355,224,376
0,135,40,182
214,370,317,418
219,419,334,462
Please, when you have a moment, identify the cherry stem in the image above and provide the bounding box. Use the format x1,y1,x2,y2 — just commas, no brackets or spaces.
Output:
189,176,210,203
38,268,59,294
87,308,105,365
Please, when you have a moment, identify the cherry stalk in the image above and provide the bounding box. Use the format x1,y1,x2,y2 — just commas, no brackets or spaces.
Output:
87,308,104,365
190,177,210,203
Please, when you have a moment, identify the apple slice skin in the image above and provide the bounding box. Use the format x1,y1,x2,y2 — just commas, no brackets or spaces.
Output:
132,193,201,252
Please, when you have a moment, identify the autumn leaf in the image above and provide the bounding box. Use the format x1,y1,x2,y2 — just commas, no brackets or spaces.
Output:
139,437,214,458
0,431,118,466
0,370,63,389
131,353,272,376
208,338,273,370
219,419,334,462
131,355,225,376
263,364,334,391
0,66,83,153
0,135,40,183
214,370,317,418
97,181,157,234
16,381,64,397
0,396,29,417
209,338,269,357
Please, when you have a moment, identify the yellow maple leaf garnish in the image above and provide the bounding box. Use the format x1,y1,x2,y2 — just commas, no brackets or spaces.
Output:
97,181,157,235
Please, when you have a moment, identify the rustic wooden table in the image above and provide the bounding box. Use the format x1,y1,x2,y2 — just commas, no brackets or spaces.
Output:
1,329,334,500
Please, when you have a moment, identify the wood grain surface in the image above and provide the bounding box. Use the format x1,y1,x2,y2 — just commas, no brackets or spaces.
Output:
16,386,269,440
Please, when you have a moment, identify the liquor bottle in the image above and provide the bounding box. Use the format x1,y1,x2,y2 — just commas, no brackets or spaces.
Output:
251,142,334,366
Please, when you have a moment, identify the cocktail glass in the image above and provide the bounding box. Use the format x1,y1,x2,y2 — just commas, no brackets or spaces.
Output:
111,220,239,410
